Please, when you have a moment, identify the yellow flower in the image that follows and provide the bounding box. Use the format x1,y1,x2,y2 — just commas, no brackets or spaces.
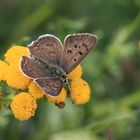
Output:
10,92,37,121
5,46,29,65
67,65,83,79
0,60,8,81
70,78,91,105
28,81,45,100
46,88,67,104
5,65,31,89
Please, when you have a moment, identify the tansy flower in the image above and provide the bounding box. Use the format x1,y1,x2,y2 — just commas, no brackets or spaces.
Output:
5,65,31,89
28,81,45,100
67,65,83,79
0,44,92,121
5,46,29,65
70,78,91,105
0,60,8,81
10,92,37,121
46,88,67,104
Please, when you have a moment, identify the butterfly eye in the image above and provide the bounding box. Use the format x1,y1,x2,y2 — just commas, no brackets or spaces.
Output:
62,79,66,83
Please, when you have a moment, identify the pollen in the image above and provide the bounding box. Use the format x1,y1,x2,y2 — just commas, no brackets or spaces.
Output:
10,92,37,121
70,78,91,104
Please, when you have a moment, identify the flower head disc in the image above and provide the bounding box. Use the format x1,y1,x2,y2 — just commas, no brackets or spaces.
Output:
5,65,31,89
70,78,91,104
10,92,37,121
5,46,29,65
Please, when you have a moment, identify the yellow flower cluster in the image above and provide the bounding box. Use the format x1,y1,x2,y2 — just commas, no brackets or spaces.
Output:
10,92,37,121
5,65,31,89
0,45,91,121
70,78,91,104
5,46,29,65
4,46,31,89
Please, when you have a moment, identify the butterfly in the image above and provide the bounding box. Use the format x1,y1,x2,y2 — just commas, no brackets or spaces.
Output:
20,33,98,97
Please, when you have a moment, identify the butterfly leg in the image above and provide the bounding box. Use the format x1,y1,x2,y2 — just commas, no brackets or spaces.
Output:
65,78,71,98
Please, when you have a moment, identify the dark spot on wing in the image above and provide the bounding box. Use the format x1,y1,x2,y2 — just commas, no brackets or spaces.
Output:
50,51,55,54
85,45,89,51
67,49,72,54
75,36,78,41
49,51,56,57
83,43,85,46
74,44,77,48
86,48,89,51
79,51,83,55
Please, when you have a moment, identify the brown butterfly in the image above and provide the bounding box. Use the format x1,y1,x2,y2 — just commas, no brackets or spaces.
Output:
20,33,97,96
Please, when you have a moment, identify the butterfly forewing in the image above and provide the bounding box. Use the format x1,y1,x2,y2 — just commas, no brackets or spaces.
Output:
28,34,63,66
20,56,50,79
35,77,64,96
60,33,97,74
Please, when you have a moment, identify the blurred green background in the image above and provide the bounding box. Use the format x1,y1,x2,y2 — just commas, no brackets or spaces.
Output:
0,0,140,140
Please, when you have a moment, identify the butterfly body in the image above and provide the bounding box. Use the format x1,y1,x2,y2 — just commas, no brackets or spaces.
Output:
47,64,66,79
20,33,97,96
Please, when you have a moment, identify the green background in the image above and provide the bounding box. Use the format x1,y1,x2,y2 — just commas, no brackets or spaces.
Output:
0,0,140,140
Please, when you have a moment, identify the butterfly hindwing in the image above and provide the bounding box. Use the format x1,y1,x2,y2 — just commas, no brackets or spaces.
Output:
20,56,50,79
61,33,97,74
35,77,64,96
28,34,63,66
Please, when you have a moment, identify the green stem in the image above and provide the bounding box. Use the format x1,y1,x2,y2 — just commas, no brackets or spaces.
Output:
0,95,13,105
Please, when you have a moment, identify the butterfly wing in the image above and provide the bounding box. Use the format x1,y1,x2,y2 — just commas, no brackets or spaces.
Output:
60,33,97,74
28,34,63,66
35,77,64,96
20,56,51,79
